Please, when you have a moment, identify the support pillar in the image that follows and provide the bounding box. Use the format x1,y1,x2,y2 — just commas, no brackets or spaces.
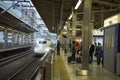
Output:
52,5,55,31
76,0,92,76
12,30,14,47
82,0,92,70
72,11,77,41
58,0,64,35
67,21,71,52
101,8,104,28
18,33,20,46
91,13,95,43
4,28,7,48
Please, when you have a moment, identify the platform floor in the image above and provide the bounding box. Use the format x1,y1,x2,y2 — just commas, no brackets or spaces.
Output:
53,52,71,80
54,49,120,80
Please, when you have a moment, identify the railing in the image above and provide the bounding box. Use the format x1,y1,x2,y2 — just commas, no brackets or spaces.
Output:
33,49,55,80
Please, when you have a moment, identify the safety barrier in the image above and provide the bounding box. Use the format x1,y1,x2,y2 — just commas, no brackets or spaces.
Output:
34,49,55,80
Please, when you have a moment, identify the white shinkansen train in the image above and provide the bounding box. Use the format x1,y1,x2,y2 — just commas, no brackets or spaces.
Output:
34,38,53,56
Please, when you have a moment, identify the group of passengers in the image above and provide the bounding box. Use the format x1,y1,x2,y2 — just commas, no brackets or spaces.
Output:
57,40,103,65
89,42,103,65
70,41,82,62
71,41,103,65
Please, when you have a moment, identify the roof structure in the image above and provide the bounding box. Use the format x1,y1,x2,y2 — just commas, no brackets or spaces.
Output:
32,0,120,33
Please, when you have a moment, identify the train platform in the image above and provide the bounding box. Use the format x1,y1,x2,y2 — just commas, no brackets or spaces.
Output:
53,51,71,80
54,49,120,80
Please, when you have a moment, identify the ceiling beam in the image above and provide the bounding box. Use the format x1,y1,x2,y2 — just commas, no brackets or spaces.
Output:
93,0,120,7
39,0,60,6
76,8,119,15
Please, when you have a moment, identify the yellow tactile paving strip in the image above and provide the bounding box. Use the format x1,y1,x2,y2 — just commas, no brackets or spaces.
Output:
53,55,71,80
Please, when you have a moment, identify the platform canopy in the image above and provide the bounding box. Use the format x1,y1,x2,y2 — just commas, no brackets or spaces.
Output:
32,0,120,33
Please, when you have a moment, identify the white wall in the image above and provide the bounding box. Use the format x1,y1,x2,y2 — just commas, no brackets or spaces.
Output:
93,37,103,46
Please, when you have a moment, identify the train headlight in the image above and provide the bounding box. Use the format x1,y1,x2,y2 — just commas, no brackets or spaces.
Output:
45,48,50,52
34,47,38,51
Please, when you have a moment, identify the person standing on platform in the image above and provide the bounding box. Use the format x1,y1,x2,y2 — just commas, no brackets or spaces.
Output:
94,43,103,65
76,42,80,54
89,44,95,63
94,42,97,48
57,40,61,55
71,41,76,62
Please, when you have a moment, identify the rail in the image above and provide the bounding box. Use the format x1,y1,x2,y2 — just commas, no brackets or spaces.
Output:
0,45,32,52
0,50,34,80
13,49,54,80
0,50,32,67
0,48,55,80
8,58,36,80
32,49,55,80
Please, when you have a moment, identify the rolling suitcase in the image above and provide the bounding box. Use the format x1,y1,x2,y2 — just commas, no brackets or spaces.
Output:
76,57,81,63
68,56,73,63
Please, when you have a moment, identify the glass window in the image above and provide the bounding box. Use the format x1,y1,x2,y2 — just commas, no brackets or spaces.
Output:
39,41,46,44
0,31,4,42
8,32,12,43
13,33,18,43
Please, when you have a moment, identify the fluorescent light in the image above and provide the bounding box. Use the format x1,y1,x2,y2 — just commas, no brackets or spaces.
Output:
68,14,72,20
76,28,81,30
74,0,82,10
70,28,81,30
64,25,67,30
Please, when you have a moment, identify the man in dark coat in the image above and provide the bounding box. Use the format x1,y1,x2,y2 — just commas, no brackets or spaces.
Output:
89,44,95,63
95,43,103,65
57,40,60,55
71,41,76,62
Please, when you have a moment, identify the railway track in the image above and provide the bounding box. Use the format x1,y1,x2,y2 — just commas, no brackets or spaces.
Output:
0,50,32,67
0,49,54,80
8,58,40,80
0,50,38,80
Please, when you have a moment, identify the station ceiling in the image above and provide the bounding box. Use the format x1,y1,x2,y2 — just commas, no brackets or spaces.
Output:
32,0,120,33
0,7,35,33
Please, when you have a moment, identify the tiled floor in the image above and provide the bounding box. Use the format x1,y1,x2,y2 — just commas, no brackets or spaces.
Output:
60,50,120,80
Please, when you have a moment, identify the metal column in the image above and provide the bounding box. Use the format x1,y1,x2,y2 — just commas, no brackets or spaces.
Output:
4,28,7,48
67,21,70,37
101,8,104,28
82,0,92,70
64,22,71,53
12,30,14,47
76,0,92,76
58,0,64,35
67,21,71,52
72,11,77,41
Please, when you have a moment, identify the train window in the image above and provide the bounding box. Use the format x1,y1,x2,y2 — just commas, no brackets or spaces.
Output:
8,32,12,43
0,31,5,42
13,33,18,43
39,41,46,44
19,34,22,45
22,35,25,45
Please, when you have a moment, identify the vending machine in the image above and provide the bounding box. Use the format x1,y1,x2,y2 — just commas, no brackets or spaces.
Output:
104,14,120,75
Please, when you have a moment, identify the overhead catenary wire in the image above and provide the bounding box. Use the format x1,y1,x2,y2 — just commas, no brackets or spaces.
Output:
33,18,55,39
0,1,18,15
0,1,56,38
38,25,54,39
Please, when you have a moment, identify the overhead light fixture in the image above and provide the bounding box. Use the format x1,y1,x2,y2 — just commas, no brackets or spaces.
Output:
68,14,72,20
65,21,68,24
70,28,81,30
64,25,67,30
74,0,82,10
